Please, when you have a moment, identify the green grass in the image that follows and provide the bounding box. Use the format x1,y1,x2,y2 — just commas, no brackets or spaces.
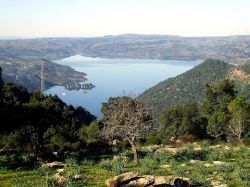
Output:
0,142,250,186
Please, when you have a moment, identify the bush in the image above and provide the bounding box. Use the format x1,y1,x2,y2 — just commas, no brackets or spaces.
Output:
140,157,158,175
145,133,161,145
189,171,211,186
65,157,78,168
152,152,170,164
174,148,210,162
98,159,113,171
112,157,128,174
98,157,128,174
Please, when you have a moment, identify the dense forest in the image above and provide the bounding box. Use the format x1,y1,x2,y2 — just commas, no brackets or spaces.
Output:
0,67,96,153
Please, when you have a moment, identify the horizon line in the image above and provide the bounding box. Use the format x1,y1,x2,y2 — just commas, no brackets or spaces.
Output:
1,33,250,40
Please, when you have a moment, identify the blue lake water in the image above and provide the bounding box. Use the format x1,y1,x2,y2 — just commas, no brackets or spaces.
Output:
46,55,201,117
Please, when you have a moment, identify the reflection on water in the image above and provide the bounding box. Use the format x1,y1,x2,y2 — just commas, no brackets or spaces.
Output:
46,55,201,117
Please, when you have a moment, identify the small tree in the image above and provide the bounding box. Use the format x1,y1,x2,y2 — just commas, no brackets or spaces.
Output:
78,120,101,142
201,79,236,138
159,102,207,141
101,96,152,164
228,97,250,144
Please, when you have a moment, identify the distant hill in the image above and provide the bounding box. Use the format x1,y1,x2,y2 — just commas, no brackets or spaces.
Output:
1,34,250,90
0,58,87,91
0,34,250,63
140,59,250,121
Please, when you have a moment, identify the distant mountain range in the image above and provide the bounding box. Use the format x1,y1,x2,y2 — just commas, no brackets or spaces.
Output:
0,34,250,90
140,59,250,121
1,34,250,63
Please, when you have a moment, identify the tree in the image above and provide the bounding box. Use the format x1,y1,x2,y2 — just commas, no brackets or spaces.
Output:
78,120,101,143
228,97,250,143
159,102,207,141
101,96,152,164
201,79,236,138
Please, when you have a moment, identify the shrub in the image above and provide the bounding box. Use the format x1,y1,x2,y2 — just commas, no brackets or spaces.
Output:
80,159,94,166
98,157,128,174
152,152,170,164
65,158,78,167
111,157,128,174
189,171,211,186
140,157,158,175
98,159,113,171
174,148,210,162
145,133,161,145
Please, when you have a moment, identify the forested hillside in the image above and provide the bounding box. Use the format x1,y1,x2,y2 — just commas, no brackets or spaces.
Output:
140,59,250,121
0,67,96,152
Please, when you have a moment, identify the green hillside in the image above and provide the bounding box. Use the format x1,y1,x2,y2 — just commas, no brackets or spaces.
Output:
140,59,245,121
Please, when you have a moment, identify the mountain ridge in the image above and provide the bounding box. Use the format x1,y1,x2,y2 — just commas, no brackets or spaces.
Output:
140,59,250,121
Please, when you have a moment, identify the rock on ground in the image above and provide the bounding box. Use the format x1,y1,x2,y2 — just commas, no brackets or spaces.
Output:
105,171,139,187
42,161,65,168
105,173,192,187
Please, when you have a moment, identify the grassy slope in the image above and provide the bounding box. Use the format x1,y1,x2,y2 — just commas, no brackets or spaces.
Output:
1,142,250,186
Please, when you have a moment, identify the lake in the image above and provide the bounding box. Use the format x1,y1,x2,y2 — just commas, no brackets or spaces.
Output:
46,55,201,117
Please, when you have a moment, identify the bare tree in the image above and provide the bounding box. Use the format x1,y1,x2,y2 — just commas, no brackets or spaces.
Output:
101,96,152,164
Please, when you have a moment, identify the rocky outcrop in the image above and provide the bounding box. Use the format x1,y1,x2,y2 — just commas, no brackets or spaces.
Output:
42,161,65,168
154,176,191,187
105,172,192,187
120,175,154,187
105,171,139,187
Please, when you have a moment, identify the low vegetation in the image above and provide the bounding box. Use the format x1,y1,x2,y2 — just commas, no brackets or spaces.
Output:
1,142,250,186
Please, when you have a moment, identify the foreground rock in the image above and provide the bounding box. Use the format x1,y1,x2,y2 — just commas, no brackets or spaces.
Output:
154,176,191,186
105,172,191,187
121,175,154,187
105,171,139,187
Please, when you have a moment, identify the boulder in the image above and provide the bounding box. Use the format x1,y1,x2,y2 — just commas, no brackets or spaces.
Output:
160,164,171,169
105,171,139,187
156,147,178,154
210,145,222,149
154,176,172,185
190,160,200,164
154,176,191,186
58,176,67,184
105,173,191,187
224,146,230,150
121,175,154,187
72,174,87,180
42,161,65,168
56,168,65,174
204,163,213,167
142,145,164,152
54,173,66,184
174,178,190,187
213,161,226,166
193,146,202,151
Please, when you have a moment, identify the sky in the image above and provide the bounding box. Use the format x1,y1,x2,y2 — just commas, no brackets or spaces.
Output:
0,0,249,37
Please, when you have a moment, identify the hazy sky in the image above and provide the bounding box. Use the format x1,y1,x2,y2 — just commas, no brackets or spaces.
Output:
0,0,249,37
